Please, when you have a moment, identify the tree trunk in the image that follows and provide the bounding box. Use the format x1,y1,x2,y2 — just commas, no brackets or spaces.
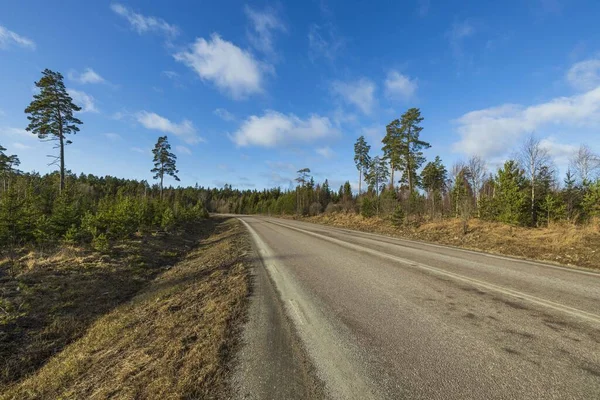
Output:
59,132,65,194
390,166,394,190
531,167,535,225
358,169,362,195
160,172,164,200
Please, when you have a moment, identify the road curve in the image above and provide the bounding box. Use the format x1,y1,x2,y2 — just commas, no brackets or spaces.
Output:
236,216,600,399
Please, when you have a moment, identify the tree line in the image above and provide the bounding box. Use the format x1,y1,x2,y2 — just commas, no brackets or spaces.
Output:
2,69,600,267
204,108,600,228
0,69,205,268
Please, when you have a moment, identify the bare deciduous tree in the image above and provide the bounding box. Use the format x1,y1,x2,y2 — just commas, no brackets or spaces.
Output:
570,144,600,185
467,155,487,208
517,135,552,225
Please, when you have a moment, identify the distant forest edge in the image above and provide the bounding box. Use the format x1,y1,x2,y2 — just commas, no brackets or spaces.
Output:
1,69,600,269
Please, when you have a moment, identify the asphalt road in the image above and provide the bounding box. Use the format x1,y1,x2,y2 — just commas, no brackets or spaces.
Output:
233,216,600,400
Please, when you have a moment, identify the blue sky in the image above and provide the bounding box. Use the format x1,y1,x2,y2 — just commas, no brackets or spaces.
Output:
1,0,600,190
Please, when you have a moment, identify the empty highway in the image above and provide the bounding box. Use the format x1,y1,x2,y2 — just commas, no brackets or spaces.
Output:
234,216,600,400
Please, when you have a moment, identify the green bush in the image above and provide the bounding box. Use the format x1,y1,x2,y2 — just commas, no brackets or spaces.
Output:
91,233,110,253
360,196,376,218
391,205,405,227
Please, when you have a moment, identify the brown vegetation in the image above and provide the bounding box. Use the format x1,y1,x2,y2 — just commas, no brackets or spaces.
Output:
299,213,600,270
0,217,251,399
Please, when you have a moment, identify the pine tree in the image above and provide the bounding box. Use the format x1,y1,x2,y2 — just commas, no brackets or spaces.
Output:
495,161,528,225
397,108,430,194
420,156,447,217
354,136,371,194
25,69,83,193
151,136,180,199
0,145,21,191
382,119,402,189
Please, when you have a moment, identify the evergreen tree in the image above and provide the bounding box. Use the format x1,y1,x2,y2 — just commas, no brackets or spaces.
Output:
562,169,581,222
151,136,180,199
382,119,402,189
420,156,447,216
494,161,528,225
398,108,430,194
25,69,83,193
354,136,371,194
0,145,21,191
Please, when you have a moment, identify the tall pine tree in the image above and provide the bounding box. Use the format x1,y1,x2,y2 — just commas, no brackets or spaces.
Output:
25,69,82,193
398,108,430,194
151,136,180,199
354,136,371,194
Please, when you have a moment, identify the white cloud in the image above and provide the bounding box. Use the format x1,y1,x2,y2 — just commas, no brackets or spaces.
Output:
384,71,418,101
566,59,600,91
68,89,98,113
308,23,344,62
331,78,376,115
453,86,600,157
68,68,105,84
131,147,146,154
244,6,286,55
174,34,267,99
214,108,235,121
231,110,339,147
136,111,203,144
175,145,191,155
316,146,335,159
110,3,178,37
104,133,121,141
539,137,579,168
0,25,35,50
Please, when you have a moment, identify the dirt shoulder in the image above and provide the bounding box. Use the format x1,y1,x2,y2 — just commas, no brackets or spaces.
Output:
1,217,252,399
293,213,600,271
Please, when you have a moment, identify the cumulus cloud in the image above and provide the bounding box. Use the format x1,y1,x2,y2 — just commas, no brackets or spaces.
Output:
453,86,600,157
331,78,376,115
110,3,178,37
244,6,286,55
567,59,600,91
214,108,236,121
0,25,35,50
231,110,339,147
174,34,267,99
136,111,203,144
68,89,98,113
384,71,418,101
68,68,105,84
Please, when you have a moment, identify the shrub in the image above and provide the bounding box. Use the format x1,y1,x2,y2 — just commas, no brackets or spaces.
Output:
391,205,405,227
360,197,376,218
309,202,323,216
91,233,110,253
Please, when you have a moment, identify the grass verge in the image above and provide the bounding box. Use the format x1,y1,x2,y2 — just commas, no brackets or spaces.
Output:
1,217,251,399
296,213,600,270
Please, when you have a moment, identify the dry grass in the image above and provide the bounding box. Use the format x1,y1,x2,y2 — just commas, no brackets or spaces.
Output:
300,213,600,270
1,217,251,399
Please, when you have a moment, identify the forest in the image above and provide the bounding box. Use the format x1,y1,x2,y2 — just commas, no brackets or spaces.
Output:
1,70,600,272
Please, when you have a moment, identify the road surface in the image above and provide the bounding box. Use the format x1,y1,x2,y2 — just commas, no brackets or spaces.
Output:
233,216,600,399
